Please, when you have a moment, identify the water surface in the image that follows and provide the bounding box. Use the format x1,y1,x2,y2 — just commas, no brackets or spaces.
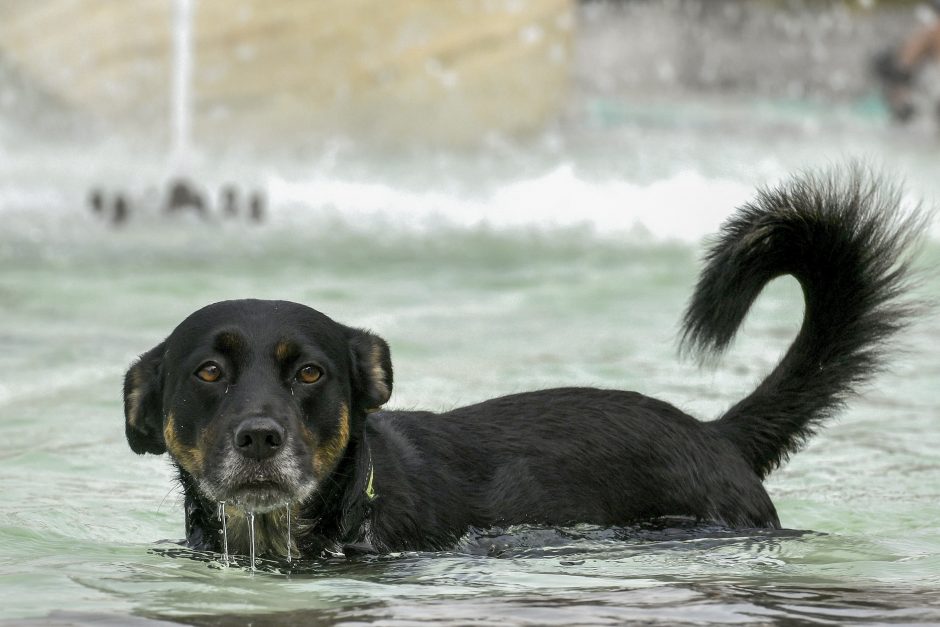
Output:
2,92,940,625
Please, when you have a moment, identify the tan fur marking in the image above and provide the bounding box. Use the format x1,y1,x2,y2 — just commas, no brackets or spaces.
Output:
163,413,204,476
370,344,389,404
313,403,350,478
298,421,317,451
215,331,243,352
126,368,146,427
275,341,291,362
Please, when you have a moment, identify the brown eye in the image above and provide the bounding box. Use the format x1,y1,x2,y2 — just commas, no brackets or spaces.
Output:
296,365,322,384
195,362,222,383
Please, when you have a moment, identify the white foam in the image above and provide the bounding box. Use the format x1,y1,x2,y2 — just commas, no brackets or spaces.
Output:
268,165,755,243
1,164,935,244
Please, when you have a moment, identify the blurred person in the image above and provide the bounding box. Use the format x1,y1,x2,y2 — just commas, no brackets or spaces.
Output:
88,188,104,215
88,188,130,226
874,0,940,123
113,193,130,226
220,184,239,218
165,178,208,217
248,190,266,223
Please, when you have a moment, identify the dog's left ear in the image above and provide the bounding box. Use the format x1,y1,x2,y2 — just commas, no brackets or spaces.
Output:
123,341,168,455
348,330,393,411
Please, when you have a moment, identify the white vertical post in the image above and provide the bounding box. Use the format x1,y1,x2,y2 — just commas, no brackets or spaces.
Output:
171,0,194,174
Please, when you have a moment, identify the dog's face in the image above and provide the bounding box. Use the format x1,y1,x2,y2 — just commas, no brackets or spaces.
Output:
123,299,392,513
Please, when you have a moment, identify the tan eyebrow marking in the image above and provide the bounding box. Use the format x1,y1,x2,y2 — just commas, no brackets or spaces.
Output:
214,331,245,352
275,340,295,362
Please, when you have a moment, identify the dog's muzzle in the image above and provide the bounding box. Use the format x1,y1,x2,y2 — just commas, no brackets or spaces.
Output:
199,416,316,513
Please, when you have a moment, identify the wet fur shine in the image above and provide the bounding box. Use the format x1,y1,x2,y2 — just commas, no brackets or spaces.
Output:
124,168,924,559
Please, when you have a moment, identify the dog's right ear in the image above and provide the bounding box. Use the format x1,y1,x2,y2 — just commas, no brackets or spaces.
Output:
124,342,167,455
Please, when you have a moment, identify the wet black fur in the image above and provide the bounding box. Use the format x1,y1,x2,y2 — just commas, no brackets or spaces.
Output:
124,167,924,556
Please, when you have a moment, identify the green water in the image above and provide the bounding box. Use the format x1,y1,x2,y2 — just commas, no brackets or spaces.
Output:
3,82,940,624
1,211,939,624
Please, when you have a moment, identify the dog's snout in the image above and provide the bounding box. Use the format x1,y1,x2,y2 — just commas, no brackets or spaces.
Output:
233,417,285,461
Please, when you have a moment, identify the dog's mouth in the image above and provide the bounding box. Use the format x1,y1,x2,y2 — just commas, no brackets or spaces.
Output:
201,454,317,514
227,478,293,513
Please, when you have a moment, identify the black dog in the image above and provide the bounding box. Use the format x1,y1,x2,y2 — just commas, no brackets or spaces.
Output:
124,169,923,559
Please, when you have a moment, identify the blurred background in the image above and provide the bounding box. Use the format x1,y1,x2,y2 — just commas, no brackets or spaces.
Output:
2,0,940,231
3,1,940,625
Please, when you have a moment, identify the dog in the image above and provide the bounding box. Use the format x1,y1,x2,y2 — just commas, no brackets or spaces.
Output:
124,168,924,559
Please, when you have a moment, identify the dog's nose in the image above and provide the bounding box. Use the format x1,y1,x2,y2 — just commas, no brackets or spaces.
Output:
233,417,285,460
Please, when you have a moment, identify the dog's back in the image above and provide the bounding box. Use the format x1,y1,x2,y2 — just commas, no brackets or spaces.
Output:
364,388,778,550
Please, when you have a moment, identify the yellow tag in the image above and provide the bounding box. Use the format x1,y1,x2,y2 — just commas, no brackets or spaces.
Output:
365,464,377,501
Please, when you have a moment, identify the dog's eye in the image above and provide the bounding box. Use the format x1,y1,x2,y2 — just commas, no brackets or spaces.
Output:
195,362,223,383
296,365,323,384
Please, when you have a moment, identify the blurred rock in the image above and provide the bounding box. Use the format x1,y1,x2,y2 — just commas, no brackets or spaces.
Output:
0,0,574,149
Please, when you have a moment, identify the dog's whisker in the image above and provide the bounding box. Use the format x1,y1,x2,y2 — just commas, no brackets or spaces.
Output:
157,484,179,512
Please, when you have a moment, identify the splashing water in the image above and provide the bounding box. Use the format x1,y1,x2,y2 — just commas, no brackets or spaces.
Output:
215,501,293,571
170,0,194,173
216,501,229,566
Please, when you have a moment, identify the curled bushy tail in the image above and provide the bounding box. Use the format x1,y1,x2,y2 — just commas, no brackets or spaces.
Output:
681,166,927,479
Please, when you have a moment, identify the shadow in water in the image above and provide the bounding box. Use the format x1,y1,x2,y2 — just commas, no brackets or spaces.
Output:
19,523,932,626
14,584,940,627
458,518,815,558
147,519,817,575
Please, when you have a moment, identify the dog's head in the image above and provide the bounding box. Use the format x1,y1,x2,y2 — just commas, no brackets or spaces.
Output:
123,299,392,513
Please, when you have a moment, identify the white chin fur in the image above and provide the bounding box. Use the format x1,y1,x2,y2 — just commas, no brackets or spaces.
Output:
198,449,318,512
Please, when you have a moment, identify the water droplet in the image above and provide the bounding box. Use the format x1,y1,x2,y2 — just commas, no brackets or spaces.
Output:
247,511,256,572
216,501,229,567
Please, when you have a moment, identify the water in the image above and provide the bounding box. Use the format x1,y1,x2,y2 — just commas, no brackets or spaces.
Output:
4,22,940,627
246,512,256,573
216,502,229,566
